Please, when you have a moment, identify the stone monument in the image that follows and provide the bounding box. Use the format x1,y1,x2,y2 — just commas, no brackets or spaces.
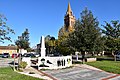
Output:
38,36,72,70
41,36,46,57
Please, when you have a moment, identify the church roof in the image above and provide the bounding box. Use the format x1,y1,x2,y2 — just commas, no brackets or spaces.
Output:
67,2,73,15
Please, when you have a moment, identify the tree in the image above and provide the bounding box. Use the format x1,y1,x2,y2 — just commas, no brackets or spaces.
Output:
45,35,56,55
15,29,30,49
0,14,15,43
67,8,103,55
22,29,29,42
102,20,120,61
57,29,73,55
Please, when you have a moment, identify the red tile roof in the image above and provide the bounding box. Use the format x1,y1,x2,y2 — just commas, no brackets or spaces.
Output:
0,46,17,50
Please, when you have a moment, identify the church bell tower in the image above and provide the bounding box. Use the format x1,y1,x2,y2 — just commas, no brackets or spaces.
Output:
64,2,76,32
58,2,76,38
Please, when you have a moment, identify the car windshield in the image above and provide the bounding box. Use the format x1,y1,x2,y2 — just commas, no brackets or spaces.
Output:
4,53,9,55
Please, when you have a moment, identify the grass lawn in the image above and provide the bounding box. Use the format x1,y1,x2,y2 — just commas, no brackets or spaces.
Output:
0,67,43,80
86,61,120,74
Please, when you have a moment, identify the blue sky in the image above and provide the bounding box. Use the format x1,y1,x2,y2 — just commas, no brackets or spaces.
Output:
0,0,120,47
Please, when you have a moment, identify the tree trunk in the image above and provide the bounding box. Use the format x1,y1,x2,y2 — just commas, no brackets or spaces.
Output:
102,51,105,56
92,51,95,56
14,57,16,71
82,51,85,64
112,51,116,61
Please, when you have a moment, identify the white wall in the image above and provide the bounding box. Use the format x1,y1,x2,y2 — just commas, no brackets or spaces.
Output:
38,56,72,70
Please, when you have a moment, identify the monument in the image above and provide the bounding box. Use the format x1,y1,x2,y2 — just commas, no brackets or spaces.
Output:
38,36,72,70
40,36,46,57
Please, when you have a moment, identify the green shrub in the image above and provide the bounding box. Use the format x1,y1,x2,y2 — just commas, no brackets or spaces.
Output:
18,68,23,72
19,61,27,69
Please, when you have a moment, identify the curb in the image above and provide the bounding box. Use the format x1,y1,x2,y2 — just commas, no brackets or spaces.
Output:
101,74,120,80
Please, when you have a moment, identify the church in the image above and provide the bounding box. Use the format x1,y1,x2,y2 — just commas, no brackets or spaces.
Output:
58,2,76,38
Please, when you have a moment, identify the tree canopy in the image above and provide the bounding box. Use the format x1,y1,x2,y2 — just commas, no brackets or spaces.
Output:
45,35,56,55
102,20,120,52
67,8,103,53
0,14,15,43
15,29,30,49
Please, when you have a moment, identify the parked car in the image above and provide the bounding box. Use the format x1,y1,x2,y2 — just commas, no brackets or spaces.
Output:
0,54,3,58
2,53,10,58
116,51,120,60
54,52,62,56
23,53,35,57
12,53,18,58
34,53,40,57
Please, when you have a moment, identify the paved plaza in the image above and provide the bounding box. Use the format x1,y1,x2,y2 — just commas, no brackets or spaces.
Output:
42,64,120,80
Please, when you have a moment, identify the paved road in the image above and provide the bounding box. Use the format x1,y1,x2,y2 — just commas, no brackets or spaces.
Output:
43,64,120,80
0,58,18,67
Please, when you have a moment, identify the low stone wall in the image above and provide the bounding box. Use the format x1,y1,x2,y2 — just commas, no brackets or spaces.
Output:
85,58,96,62
38,56,72,70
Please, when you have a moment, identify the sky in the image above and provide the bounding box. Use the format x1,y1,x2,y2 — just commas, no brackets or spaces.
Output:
0,0,120,47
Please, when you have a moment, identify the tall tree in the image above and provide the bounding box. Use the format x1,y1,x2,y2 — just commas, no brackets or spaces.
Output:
0,14,15,43
57,30,73,55
15,29,30,49
67,8,103,55
102,20,120,61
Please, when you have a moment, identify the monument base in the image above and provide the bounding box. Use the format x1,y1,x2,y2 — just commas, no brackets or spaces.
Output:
38,56,72,70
